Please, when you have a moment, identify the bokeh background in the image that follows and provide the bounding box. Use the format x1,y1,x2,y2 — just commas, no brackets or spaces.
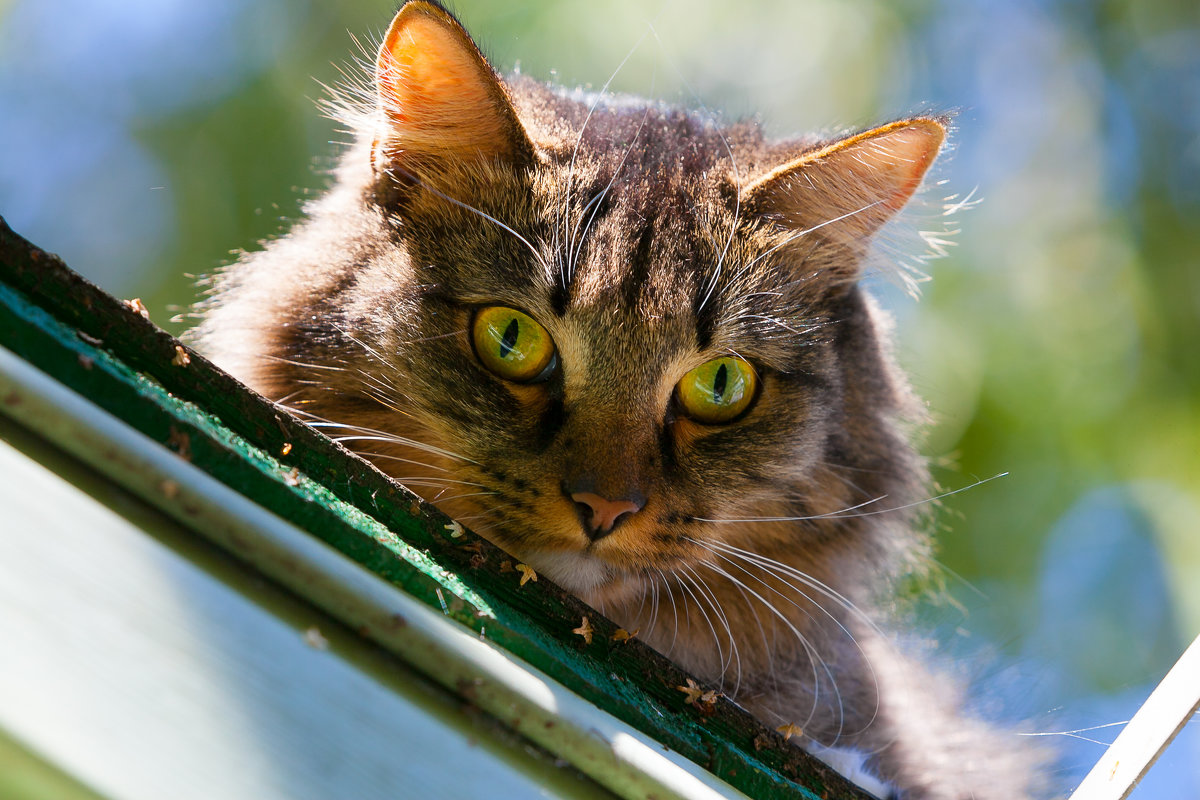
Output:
1,0,1197,795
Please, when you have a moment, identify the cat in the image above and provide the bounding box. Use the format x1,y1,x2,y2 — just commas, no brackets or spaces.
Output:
192,2,1048,797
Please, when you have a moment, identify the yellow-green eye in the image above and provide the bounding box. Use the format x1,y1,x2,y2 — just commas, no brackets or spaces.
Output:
676,356,758,424
472,306,557,382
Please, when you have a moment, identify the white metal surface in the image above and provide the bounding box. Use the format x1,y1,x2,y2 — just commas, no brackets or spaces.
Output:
1069,634,1200,800
0,345,750,800
0,433,610,800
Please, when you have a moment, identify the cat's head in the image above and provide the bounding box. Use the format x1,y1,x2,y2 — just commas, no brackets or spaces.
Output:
211,1,946,607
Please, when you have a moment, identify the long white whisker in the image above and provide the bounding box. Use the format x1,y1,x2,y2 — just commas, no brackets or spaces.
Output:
262,354,351,373
697,127,740,313
697,561,831,731
355,456,483,485
333,433,443,448
632,572,652,629
359,453,452,473
725,572,775,683
728,199,889,292
694,541,888,738
358,386,414,420
695,493,890,523
290,410,476,466
644,22,739,314
452,499,529,523
681,565,741,693
333,323,393,366
380,167,549,274
399,329,467,346
568,95,656,274
697,538,882,639
354,366,403,394
662,569,681,655
736,314,829,339
562,30,651,287
1018,720,1128,747
648,568,667,638
425,490,500,504
696,473,1008,524
674,569,726,690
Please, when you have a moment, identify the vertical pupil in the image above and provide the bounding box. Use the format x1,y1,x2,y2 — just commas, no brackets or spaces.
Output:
712,363,728,402
499,318,520,358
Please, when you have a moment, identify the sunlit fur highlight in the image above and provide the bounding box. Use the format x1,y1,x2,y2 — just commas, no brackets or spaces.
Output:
191,3,1048,797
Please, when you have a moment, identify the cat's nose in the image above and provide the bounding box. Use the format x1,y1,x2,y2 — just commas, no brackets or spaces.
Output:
570,490,644,540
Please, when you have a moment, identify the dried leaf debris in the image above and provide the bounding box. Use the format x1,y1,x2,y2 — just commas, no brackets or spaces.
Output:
572,616,593,645
515,563,537,586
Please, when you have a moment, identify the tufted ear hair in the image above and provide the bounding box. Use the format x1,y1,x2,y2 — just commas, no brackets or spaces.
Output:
372,1,535,186
743,118,946,247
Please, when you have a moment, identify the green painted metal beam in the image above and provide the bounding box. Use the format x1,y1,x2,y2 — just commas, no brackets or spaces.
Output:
0,215,871,800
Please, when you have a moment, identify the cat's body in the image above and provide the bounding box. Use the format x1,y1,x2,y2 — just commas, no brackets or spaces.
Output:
193,3,1046,797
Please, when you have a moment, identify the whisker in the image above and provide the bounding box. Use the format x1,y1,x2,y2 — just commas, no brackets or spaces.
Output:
633,571,652,628
725,572,776,684
562,29,651,287
378,478,474,491
333,323,393,366
662,569,682,656
736,314,830,339
692,540,886,738
699,125,740,313
354,454,483,482
333,433,442,448
694,493,890,524
358,385,414,420
697,538,879,634
426,490,500,504
674,569,726,690
642,22,739,315
452,500,527,524
695,473,1008,524
293,415,476,466
400,329,467,346
697,560,833,732
355,368,403,396
568,91,656,275
303,428,478,468
1018,721,1128,747
355,450,452,471
381,168,551,276
681,564,741,693
262,354,351,373
646,569,663,640
728,199,890,294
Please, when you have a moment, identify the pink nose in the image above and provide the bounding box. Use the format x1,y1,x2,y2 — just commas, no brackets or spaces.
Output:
571,491,643,539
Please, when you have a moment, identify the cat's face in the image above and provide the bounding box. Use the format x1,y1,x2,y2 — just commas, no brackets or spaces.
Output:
203,1,943,608
351,148,843,602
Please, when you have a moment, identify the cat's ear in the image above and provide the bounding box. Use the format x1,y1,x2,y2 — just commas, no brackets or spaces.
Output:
372,1,534,184
743,118,945,245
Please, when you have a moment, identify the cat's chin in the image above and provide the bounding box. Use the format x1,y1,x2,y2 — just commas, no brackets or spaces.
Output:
523,551,635,604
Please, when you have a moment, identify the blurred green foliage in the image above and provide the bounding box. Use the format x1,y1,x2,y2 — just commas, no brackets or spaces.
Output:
1,0,1197,791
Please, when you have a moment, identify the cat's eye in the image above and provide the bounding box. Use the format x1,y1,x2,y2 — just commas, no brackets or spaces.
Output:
471,306,557,383
675,356,758,424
